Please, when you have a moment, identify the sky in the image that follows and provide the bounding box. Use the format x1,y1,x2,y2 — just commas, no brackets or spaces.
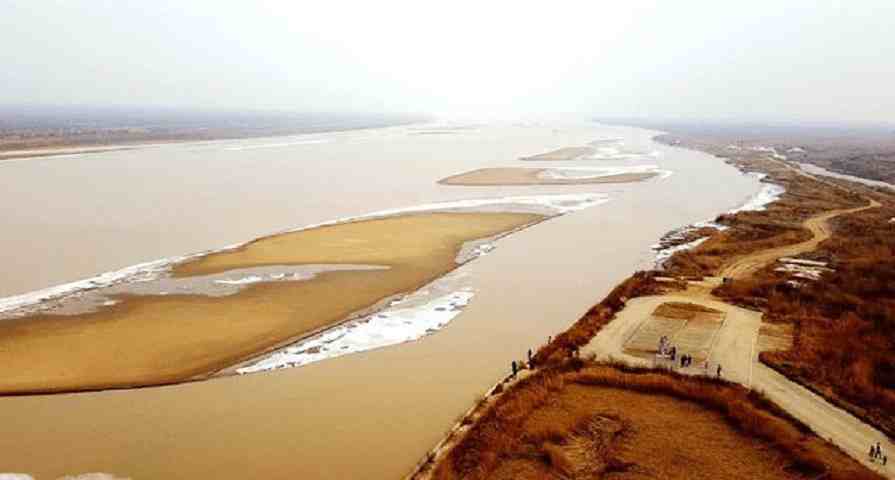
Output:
2,1,894,125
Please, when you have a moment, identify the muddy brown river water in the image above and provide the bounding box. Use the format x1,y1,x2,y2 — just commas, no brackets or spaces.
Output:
0,121,760,479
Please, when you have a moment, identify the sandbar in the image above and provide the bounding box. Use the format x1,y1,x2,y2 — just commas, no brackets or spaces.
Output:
0,211,542,394
519,146,595,161
438,167,659,186
0,145,141,161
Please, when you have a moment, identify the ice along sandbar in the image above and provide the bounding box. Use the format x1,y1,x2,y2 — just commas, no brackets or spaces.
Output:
438,166,665,186
0,194,606,394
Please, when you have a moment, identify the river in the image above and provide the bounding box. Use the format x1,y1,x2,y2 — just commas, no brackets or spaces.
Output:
0,120,760,479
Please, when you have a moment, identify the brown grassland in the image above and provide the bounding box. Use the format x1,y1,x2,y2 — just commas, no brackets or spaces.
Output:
665,149,895,440
662,157,865,278
714,181,895,438
425,363,879,480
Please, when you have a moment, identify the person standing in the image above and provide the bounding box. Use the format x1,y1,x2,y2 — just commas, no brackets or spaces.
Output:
511,360,517,379
716,364,722,378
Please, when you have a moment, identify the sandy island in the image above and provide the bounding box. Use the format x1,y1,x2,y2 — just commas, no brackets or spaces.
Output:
520,146,595,161
0,211,543,394
439,167,660,186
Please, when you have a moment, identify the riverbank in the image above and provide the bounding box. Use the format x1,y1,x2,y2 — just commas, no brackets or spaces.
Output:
417,363,879,480
0,109,423,161
415,131,894,479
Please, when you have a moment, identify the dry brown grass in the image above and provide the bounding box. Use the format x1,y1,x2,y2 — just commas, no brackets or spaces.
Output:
715,188,895,438
656,152,895,439
664,155,864,279
431,370,568,480
700,171,895,438
430,363,880,480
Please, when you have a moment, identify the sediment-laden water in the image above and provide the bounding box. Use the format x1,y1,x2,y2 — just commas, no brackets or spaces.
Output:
0,120,761,479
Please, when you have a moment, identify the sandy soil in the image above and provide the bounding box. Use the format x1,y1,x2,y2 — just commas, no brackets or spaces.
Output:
0,211,542,394
519,146,595,161
438,167,657,186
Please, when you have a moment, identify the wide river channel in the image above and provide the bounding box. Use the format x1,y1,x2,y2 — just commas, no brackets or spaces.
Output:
0,121,759,479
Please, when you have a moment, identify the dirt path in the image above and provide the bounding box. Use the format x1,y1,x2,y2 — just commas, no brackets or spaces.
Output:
719,198,880,280
584,174,892,477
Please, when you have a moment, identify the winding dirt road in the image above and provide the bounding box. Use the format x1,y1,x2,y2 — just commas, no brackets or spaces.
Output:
719,199,881,280
585,175,892,477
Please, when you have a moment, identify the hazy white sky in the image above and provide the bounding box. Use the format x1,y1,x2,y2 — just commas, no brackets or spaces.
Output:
2,1,894,124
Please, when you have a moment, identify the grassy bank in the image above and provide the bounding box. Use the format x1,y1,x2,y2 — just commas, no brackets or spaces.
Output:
428,363,879,480
715,182,895,438
658,137,895,439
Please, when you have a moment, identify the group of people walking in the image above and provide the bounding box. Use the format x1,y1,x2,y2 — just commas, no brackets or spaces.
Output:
657,337,724,378
869,441,887,465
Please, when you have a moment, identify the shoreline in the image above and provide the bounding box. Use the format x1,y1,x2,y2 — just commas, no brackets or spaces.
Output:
0,120,422,162
403,134,767,478
216,218,545,378
407,133,893,479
